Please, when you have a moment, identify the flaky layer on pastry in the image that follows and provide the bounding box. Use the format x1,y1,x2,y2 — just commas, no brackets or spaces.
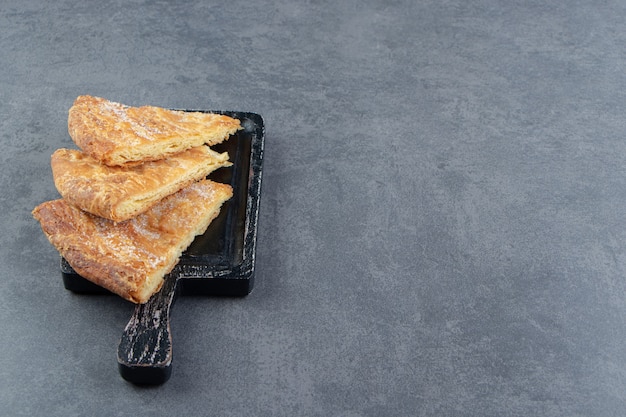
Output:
51,146,231,222
32,180,233,304
68,95,241,166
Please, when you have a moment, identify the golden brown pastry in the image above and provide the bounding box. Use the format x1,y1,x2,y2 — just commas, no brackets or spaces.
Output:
32,180,233,304
68,95,241,166
51,146,231,222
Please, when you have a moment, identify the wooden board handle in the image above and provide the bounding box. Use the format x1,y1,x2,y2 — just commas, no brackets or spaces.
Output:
117,274,179,385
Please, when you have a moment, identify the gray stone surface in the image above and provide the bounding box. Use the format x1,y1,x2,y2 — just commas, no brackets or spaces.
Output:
1,0,625,415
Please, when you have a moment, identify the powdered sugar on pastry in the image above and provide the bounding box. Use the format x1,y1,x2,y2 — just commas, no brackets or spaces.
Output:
68,95,241,166
51,146,231,222
32,179,233,304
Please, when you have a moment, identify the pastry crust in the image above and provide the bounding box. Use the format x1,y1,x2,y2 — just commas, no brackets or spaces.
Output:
51,146,231,222
32,180,233,304
68,95,241,166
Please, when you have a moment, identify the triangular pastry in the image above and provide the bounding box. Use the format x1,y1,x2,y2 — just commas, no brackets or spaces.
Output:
68,95,241,166
51,146,231,222
32,180,233,304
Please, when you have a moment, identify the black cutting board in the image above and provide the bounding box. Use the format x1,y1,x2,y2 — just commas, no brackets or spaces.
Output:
60,110,264,384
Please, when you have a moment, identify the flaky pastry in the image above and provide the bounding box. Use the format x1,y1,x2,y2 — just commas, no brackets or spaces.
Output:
51,146,231,222
32,180,233,304
68,95,241,166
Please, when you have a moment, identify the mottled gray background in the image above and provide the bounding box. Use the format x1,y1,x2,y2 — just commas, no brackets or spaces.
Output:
1,0,625,416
